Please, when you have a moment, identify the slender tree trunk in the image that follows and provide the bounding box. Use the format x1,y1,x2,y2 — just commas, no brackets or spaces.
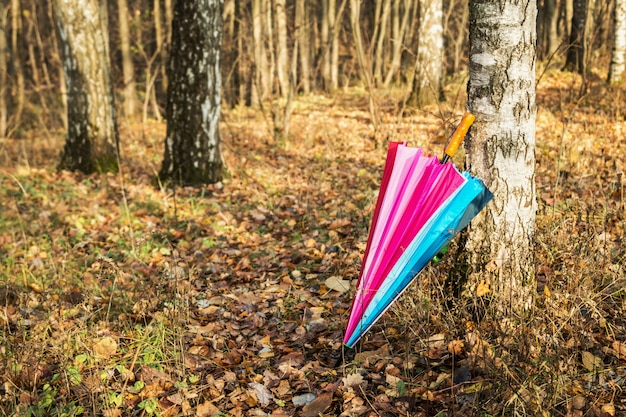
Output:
53,0,119,173
275,0,289,97
384,0,412,86
609,0,626,84
330,0,347,90
408,0,444,107
321,0,330,89
350,0,379,130
295,0,311,93
252,0,270,100
0,0,7,137
159,0,224,185
373,0,391,85
466,0,537,313
117,0,136,118
565,0,587,73
49,0,67,129
10,0,24,128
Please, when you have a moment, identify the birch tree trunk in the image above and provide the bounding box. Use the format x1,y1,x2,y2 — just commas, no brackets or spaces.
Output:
159,0,223,185
275,0,289,97
609,0,626,84
295,0,310,93
466,0,538,313
0,0,7,137
408,0,444,107
384,0,412,86
54,0,119,173
118,0,137,118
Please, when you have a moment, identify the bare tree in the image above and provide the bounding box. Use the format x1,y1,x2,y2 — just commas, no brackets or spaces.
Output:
117,0,137,118
0,0,7,137
466,0,538,313
53,0,120,173
407,0,444,107
10,0,25,130
609,0,626,84
159,0,224,185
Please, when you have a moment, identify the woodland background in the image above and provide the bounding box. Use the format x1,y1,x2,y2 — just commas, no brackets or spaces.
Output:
1,0,625,416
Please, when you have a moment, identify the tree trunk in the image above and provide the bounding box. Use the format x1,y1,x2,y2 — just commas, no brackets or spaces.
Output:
118,0,136,118
408,0,444,107
565,0,587,73
295,0,310,93
466,0,537,313
0,0,7,137
373,0,391,86
11,0,24,129
54,0,119,173
159,0,223,185
384,0,412,86
252,0,270,100
609,0,626,84
350,0,379,130
330,0,348,90
275,0,289,97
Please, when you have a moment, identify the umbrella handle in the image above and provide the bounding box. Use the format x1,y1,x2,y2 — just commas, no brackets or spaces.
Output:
441,112,476,164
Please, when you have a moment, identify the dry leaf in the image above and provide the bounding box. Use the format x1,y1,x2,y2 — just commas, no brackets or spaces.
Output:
447,339,464,356
325,276,350,293
342,372,364,388
476,280,491,296
248,382,273,407
612,340,626,359
93,337,118,358
581,351,603,371
302,392,333,417
196,401,220,417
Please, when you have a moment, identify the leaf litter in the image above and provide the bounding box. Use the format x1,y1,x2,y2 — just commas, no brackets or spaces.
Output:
1,78,625,416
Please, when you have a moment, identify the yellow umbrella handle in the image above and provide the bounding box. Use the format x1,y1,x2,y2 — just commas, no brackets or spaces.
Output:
442,112,476,163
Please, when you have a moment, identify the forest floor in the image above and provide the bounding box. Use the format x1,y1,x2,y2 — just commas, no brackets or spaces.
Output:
1,68,625,417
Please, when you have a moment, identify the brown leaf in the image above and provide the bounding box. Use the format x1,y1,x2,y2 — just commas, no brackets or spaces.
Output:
612,341,626,359
302,392,333,417
92,337,118,358
196,401,220,417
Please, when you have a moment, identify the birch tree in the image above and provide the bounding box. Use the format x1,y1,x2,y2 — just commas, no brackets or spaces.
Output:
408,0,444,107
117,0,137,118
53,0,119,173
609,0,626,84
158,0,224,185
465,0,538,313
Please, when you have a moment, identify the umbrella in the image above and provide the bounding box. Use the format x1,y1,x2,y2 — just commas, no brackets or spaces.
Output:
344,113,493,348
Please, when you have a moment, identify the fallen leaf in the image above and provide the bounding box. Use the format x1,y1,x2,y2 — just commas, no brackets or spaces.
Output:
581,351,603,371
248,382,273,407
476,280,491,296
612,340,626,359
325,276,350,293
342,372,364,388
93,337,118,358
293,393,316,406
302,392,333,417
196,401,220,417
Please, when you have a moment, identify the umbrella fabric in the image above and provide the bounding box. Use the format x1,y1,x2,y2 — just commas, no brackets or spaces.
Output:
344,142,493,348
345,145,465,342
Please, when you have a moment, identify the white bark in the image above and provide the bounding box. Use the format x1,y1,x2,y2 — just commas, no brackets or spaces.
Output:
54,0,119,172
466,0,538,312
609,0,626,84
412,0,443,106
